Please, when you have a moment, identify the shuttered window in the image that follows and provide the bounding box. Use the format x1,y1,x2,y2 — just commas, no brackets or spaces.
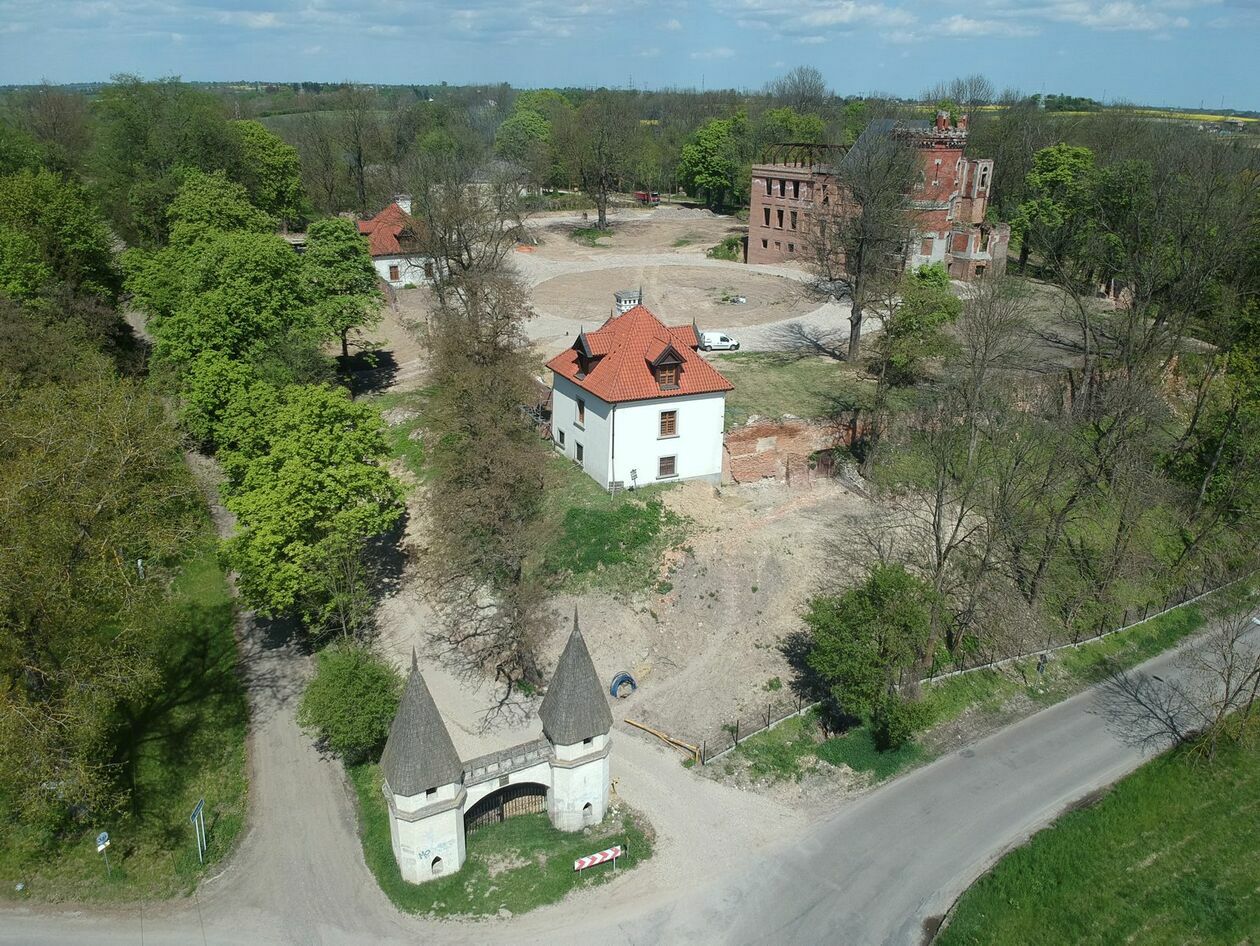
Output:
657,365,678,387
658,455,677,478
660,410,677,437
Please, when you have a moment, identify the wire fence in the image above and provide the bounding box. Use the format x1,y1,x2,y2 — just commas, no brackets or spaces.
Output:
694,564,1258,766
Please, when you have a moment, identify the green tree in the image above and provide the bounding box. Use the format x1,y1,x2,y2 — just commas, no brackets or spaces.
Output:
0,121,45,175
297,642,401,763
165,169,273,248
805,564,937,722
1011,143,1096,274
304,216,383,359
494,108,551,164
221,383,403,623
233,120,308,231
874,264,961,387
176,350,261,450
0,225,54,301
555,94,629,228
678,115,745,210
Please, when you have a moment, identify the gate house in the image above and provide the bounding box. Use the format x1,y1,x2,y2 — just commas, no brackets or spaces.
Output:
380,614,614,884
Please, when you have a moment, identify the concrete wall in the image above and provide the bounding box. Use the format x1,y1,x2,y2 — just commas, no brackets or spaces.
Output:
373,255,435,288
723,417,861,484
612,392,725,487
549,735,611,832
387,783,468,884
464,759,552,808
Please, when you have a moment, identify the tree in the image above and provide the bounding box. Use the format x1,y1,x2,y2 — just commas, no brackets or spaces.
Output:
556,94,629,229
805,564,937,721
766,66,829,113
807,122,919,360
336,84,385,213
233,120,308,231
165,169,273,248
11,83,92,175
872,264,961,389
297,642,401,763
494,108,551,165
221,383,403,624
303,217,383,359
678,114,745,210
1011,143,1096,275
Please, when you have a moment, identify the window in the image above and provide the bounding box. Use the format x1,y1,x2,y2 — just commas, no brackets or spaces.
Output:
423,261,434,278
576,397,585,426
657,365,678,387
792,179,800,199
658,455,677,478
426,786,437,797
583,736,594,745
775,241,781,251
761,239,768,249
778,179,785,196
575,442,584,466
660,410,677,437
763,207,771,227
388,264,400,281
790,210,797,230
764,177,772,195
776,209,784,229
558,429,566,447
431,856,444,875
787,242,795,254
921,237,933,256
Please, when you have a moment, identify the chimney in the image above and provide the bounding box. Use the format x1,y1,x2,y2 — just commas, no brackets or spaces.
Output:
393,194,413,215
935,111,950,131
957,114,969,131
614,289,641,313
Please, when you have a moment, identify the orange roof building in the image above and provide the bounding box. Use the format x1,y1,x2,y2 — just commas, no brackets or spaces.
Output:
546,292,733,491
357,195,437,288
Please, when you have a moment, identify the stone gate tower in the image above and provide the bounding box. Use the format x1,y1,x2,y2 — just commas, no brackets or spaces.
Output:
381,612,615,884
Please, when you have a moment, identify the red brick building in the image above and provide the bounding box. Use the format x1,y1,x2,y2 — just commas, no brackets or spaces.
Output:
746,112,1009,280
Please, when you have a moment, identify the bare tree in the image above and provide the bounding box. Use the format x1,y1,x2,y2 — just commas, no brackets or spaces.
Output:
337,84,385,213
294,111,346,212
807,123,919,360
766,66,829,113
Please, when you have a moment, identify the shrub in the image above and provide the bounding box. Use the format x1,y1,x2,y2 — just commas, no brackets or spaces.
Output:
870,694,933,751
297,642,402,763
708,235,743,261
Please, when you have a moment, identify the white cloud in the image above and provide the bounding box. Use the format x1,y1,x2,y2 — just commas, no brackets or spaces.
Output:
640,45,662,56
937,14,1039,36
662,17,683,29
690,45,735,59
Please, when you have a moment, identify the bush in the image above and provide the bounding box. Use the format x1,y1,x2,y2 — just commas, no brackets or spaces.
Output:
870,693,933,750
297,642,402,763
708,235,743,261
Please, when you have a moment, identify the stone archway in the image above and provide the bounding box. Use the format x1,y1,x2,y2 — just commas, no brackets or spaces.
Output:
463,782,548,835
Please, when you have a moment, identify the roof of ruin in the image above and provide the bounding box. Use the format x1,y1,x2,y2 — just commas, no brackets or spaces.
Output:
539,611,614,746
380,652,464,796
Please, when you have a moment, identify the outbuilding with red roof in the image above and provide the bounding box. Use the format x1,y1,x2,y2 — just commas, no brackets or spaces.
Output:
546,291,734,490
357,195,439,288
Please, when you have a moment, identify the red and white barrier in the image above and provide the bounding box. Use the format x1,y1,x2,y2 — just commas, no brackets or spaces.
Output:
574,844,623,872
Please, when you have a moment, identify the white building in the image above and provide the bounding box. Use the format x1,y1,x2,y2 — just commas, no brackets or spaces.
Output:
380,615,614,885
357,195,438,288
546,293,734,491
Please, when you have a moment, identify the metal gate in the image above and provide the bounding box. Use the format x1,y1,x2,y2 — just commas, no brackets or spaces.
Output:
463,782,547,834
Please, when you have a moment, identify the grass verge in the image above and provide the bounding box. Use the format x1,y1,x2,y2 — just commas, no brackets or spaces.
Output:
727,713,925,785
539,456,687,593
0,536,248,902
350,764,653,917
936,720,1260,946
571,227,613,247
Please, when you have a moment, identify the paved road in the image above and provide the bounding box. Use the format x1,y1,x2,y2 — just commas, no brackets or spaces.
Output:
5,616,1243,946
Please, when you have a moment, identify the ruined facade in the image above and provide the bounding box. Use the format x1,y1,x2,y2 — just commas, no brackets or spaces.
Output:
747,112,1010,280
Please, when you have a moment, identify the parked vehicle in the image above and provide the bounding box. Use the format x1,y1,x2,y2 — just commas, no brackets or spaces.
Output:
700,331,740,351
633,190,661,205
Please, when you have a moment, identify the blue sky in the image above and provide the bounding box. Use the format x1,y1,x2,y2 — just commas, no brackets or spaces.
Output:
1,0,1256,109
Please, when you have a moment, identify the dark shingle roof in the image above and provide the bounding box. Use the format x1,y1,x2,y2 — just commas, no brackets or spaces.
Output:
539,611,613,745
380,653,464,796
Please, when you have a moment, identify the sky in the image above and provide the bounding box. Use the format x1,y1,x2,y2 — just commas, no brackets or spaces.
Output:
0,0,1257,110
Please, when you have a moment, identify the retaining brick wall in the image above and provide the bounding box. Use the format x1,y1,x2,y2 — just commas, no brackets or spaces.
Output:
722,416,861,484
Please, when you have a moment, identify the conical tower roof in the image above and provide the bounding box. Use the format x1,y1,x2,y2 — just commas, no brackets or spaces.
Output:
380,652,463,796
539,610,613,745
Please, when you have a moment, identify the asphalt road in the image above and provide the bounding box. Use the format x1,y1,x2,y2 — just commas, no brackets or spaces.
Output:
6,617,1242,946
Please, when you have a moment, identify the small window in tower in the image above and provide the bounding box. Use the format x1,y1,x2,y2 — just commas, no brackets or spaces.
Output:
558,429,565,447
778,179,786,196
776,209,784,229
761,239,768,249
583,736,594,745
788,243,795,253
765,177,772,195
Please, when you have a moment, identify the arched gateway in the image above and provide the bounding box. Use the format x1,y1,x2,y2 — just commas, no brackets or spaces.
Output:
380,612,614,884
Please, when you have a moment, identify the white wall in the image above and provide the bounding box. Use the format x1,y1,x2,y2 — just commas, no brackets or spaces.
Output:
549,736,611,832
387,783,467,884
551,376,613,487
613,392,725,487
374,255,435,288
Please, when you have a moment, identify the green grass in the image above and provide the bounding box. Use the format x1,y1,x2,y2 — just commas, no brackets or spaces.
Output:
730,714,926,784
539,457,687,592
0,537,248,903
714,352,916,427
350,764,652,917
571,227,613,247
369,387,433,481
707,235,743,261
937,722,1260,946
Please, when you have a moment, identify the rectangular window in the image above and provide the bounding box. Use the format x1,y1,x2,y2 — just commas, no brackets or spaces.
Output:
558,430,566,447
761,239,768,249
790,210,798,230
575,442,584,466
775,241,781,251
426,787,437,797
658,455,677,479
764,177,772,195
423,261,434,278
660,410,677,437
576,398,585,425
787,243,795,253
657,365,678,387
763,207,771,227
776,209,784,229
778,179,785,197
388,264,400,281
792,180,800,199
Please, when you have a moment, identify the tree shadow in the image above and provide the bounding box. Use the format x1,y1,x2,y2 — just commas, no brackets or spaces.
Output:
764,321,850,363
339,349,399,396
778,630,858,735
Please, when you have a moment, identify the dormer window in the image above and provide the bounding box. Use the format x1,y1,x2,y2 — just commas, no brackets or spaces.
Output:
657,364,678,388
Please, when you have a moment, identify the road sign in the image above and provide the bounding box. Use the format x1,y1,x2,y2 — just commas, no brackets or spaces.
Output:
189,799,205,824
96,831,110,853
190,798,207,865
574,844,622,873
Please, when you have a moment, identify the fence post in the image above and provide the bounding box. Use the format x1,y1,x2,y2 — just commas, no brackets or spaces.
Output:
701,741,706,765
734,719,739,746
767,703,771,729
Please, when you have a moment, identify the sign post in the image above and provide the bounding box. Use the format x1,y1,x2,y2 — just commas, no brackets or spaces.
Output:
189,799,207,865
574,844,623,876
96,831,111,877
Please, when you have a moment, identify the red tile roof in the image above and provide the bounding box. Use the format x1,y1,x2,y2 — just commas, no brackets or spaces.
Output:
546,305,733,404
357,202,422,258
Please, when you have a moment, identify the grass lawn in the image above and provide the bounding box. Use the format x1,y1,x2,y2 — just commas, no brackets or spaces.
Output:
368,387,432,481
713,352,917,427
571,227,613,247
350,764,653,917
0,536,248,902
539,455,687,593
936,721,1260,946
725,577,1257,786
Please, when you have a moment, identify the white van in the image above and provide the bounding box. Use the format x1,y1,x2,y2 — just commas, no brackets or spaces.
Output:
700,331,740,351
